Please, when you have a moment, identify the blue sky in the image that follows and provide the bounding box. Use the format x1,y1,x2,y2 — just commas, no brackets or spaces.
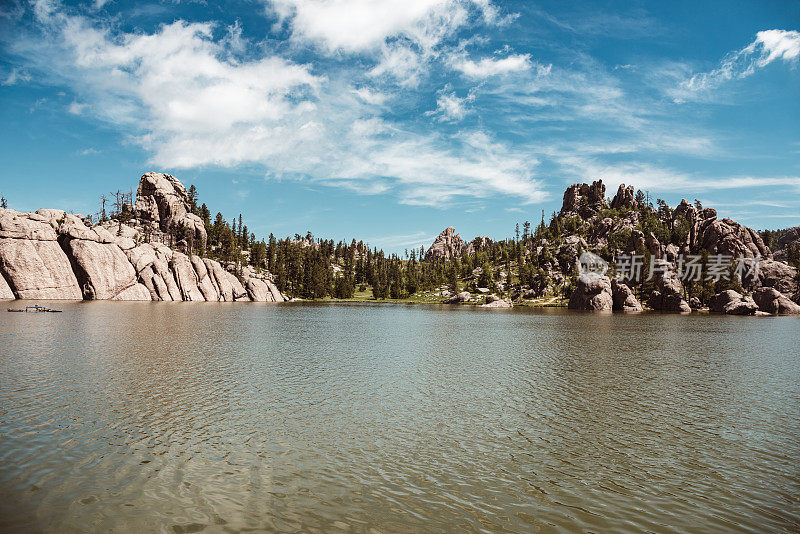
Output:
1,0,798,252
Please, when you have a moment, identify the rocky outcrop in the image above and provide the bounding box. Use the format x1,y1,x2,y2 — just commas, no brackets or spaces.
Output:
426,227,464,260
699,218,771,259
610,184,635,210
568,273,613,311
0,174,285,304
649,274,690,312
0,209,82,299
776,227,800,250
465,236,492,256
135,172,207,248
561,180,606,218
242,266,284,302
752,287,800,315
611,278,642,311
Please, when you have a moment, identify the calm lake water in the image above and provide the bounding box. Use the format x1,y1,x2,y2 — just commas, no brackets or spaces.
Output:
0,301,798,533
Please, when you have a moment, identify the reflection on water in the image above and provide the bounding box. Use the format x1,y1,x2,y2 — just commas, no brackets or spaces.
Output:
0,301,798,532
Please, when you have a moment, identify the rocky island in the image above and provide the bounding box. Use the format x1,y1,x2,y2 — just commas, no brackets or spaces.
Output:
1,173,798,315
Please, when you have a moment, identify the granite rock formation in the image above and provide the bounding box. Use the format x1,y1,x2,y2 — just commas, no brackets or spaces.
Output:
426,227,464,260
0,173,286,303
568,273,613,311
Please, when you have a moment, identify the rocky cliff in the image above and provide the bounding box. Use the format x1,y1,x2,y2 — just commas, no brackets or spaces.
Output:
0,173,285,303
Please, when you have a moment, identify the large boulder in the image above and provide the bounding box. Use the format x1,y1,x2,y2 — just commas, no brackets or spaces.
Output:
756,260,797,296
481,298,512,308
0,209,82,299
649,274,691,312
708,289,758,315
245,277,284,302
568,273,613,311
135,172,207,249
446,291,471,304
62,238,148,300
560,180,606,218
709,290,743,313
426,227,464,260
752,287,800,315
723,296,758,315
611,278,642,311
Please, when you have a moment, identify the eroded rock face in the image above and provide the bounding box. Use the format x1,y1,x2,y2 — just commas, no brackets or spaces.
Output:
0,271,14,299
170,252,205,301
752,287,800,315
611,278,642,311
700,218,771,259
191,255,220,302
112,283,151,301
426,227,464,260
568,273,613,311
135,172,207,248
561,180,607,218
0,174,289,303
62,238,145,300
0,209,82,299
649,274,690,312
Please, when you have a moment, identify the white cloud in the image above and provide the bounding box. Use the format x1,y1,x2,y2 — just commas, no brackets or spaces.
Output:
678,29,800,97
269,0,487,53
368,43,424,86
426,86,476,122
450,52,536,77
1,67,31,85
352,87,388,106
67,101,87,114
14,0,546,208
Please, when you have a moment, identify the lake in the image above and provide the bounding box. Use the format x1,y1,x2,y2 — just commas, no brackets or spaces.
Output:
1,301,798,532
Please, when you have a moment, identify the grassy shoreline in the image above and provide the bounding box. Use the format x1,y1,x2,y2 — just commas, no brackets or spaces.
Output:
294,287,570,307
